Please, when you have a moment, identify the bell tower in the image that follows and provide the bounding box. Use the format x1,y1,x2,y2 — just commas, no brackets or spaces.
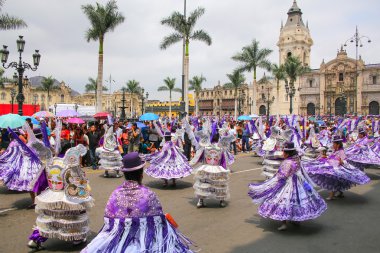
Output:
277,1,313,66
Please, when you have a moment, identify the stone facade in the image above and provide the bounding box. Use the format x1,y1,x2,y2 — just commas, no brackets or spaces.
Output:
197,84,251,116
0,76,79,112
299,49,380,116
146,95,195,117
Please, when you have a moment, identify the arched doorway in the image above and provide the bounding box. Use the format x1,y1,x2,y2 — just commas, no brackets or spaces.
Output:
335,97,347,116
369,101,379,115
307,103,315,115
259,105,266,116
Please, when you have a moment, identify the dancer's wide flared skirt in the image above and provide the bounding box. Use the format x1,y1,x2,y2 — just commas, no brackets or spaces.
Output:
248,172,327,221
193,165,230,201
0,146,42,191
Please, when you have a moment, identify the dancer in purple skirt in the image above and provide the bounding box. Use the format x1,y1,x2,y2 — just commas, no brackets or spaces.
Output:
248,142,327,231
81,152,194,253
145,127,192,187
302,135,370,200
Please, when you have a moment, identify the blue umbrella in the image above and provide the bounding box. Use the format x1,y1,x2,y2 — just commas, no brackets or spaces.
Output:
0,114,26,129
139,113,159,121
237,115,252,121
21,116,40,125
127,122,147,129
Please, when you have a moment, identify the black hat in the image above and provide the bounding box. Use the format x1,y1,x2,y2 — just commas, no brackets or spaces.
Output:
283,142,296,151
332,135,343,142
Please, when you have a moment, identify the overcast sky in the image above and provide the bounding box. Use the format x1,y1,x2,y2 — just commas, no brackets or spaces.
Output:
1,0,379,100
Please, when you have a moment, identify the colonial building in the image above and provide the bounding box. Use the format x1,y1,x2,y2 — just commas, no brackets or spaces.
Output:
146,95,195,117
299,48,380,116
0,76,80,113
73,90,143,117
197,83,251,116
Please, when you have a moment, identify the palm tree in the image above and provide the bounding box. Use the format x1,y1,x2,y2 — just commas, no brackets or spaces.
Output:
224,70,246,120
38,76,59,108
0,0,27,31
85,77,108,105
157,77,182,117
232,39,272,114
82,0,125,113
189,75,206,116
270,63,286,114
283,56,310,114
160,7,212,114
125,79,141,117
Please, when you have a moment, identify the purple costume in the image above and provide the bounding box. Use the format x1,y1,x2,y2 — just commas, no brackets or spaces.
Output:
302,149,370,191
145,141,193,180
0,139,43,192
346,137,380,170
249,156,327,221
81,180,193,253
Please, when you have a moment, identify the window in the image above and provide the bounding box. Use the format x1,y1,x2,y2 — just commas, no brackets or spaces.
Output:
1,92,5,100
287,52,292,57
230,90,232,95
224,91,227,95
309,80,313,87
373,76,377,85
48,95,52,102
60,94,64,103
339,73,344,82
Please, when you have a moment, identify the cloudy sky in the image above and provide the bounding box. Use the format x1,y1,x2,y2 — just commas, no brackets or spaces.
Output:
1,0,379,100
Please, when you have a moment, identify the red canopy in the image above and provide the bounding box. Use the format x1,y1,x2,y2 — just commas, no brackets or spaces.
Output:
0,104,40,116
94,112,110,119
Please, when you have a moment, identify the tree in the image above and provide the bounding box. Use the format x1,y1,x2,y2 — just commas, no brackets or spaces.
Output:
224,70,246,119
157,77,182,117
125,79,141,117
283,56,310,114
160,7,212,114
85,77,108,105
82,0,125,113
189,75,206,116
270,63,286,114
232,39,272,114
38,76,60,108
0,0,27,31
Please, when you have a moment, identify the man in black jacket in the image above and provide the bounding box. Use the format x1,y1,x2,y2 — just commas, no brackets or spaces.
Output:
88,124,100,170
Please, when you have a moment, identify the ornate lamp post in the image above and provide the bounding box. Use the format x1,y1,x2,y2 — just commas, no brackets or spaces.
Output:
0,36,41,115
145,91,149,114
344,26,371,115
285,81,296,114
54,103,57,115
140,88,145,115
120,88,127,121
262,94,275,119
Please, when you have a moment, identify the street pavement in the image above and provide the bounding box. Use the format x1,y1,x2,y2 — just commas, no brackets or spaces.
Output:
0,154,380,253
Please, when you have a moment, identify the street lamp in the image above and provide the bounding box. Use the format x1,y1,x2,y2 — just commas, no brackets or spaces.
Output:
74,103,78,112
0,36,41,115
54,103,57,115
285,81,297,114
140,88,145,115
145,91,149,114
344,26,371,115
262,87,275,119
120,88,127,121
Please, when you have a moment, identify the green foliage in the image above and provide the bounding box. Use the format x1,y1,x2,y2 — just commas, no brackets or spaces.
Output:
157,77,182,93
232,39,272,80
283,56,310,86
189,75,206,94
82,0,125,45
224,70,246,96
125,79,141,94
85,77,108,92
160,7,212,54
0,0,27,30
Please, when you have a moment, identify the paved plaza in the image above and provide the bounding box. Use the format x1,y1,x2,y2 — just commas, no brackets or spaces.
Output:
0,154,379,253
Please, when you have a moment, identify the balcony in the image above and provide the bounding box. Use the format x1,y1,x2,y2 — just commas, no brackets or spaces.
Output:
362,84,380,92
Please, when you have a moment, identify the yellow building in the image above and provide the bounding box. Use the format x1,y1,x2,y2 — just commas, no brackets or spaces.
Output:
146,94,195,117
